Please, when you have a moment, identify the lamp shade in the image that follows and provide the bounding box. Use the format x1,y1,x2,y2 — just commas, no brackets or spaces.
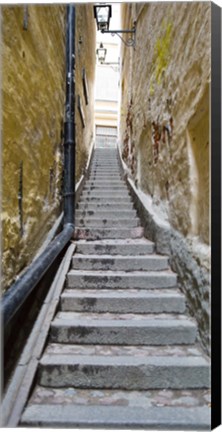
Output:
93,4,112,31
96,43,107,62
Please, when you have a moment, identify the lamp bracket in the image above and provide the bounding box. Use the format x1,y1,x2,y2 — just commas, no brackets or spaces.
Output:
101,22,136,47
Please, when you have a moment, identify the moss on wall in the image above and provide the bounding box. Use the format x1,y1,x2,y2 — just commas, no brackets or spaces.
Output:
2,5,96,291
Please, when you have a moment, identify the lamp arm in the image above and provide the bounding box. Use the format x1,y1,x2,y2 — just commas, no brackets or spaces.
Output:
111,31,135,47
101,26,136,47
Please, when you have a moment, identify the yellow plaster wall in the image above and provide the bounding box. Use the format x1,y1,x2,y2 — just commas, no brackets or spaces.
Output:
75,5,96,179
2,5,95,291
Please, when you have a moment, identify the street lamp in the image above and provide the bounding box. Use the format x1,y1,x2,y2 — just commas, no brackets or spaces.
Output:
93,3,136,47
93,4,112,31
96,42,107,62
96,43,120,71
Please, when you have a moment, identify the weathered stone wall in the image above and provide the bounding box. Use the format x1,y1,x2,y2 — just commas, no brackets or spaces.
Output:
120,2,211,353
2,5,95,291
75,6,96,179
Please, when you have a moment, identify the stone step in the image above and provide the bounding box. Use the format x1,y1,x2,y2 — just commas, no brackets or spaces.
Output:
84,184,127,190
75,218,140,228
78,197,132,203
89,176,123,181
86,177,123,181
91,164,120,168
91,159,119,162
89,174,121,179
89,171,121,175
60,289,185,313
74,227,144,240
92,164,118,167
76,210,137,218
84,182,125,187
92,155,118,159
77,202,134,210
89,173,122,177
90,157,118,160
75,239,155,255
38,352,209,389
91,161,119,165
21,388,210,429
66,269,177,289
72,254,169,271
90,169,120,173
50,312,196,346
81,192,130,199
40,342,207,358
90,165,119,167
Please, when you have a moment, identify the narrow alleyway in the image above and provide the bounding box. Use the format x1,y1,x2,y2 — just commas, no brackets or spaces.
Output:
19,147,210,429
2,2,221,429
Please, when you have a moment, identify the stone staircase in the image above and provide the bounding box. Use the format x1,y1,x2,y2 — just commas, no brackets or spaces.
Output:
21,147,210,429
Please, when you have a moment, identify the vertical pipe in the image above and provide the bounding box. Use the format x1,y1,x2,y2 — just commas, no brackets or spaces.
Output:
18,161,24,236
64,5,75,227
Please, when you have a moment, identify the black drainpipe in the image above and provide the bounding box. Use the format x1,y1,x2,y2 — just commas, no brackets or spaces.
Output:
2,5,76,328
64,5,75,226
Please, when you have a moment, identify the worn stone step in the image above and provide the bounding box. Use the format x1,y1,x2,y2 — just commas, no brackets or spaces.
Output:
76,210,137,218
75,239,155,255
76,218,140,228
85,180,125,185
89,174,122,179
50,312,196,345
74,227,144,240
84,183,125,188
92,157,118,159
86,178,124,183
77,202,134,210
89,172,121,175
92,158,118,161
89,177,123,181
21,386,210,429
41,342,207,358
77,203,134,211
84,184,127,190
81,192,130,199
91,162,119,165
90,169,120,174
90,169,120,173
21,403,210,429
79,196,132,203
90,173,122,177
60,289,185,313
72,254,169,271
91,163,119,168
92,164,118,167
94,155,117,157
38,352,209,389
67,269,177,289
